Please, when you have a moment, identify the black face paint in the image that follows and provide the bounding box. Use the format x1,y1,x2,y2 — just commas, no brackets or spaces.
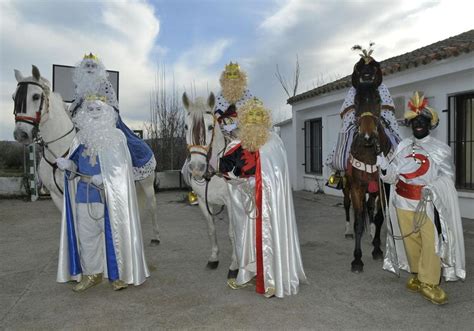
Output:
411,115,431,139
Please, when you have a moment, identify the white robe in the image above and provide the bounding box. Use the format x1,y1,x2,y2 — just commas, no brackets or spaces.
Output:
227,133,307,297
57,132,150,285
381,135,465,281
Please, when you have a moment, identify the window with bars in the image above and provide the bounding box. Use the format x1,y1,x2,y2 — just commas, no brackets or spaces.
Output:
304,118,322,174
448,92,474,190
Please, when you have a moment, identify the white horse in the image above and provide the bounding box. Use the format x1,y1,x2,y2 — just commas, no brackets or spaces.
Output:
182,92,238,278
12,65,161,245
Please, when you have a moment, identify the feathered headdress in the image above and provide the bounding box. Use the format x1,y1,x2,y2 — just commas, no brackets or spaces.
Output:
404,91,439,128
352,42,375,64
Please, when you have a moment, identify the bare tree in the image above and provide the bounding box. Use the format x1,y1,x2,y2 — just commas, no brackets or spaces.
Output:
275,54,300,98
145,65,187,171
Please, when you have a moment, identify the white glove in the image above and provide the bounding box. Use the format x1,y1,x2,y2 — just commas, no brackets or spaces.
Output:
56,158,74,171
91,174,103,187
376,155,389,170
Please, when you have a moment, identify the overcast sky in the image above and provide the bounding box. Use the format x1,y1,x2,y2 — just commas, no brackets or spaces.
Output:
1,0,473,140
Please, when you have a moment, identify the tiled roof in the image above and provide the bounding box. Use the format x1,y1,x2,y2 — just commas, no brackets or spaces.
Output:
288,30,474,105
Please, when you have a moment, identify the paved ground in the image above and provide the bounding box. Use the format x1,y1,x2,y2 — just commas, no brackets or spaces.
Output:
1,191,473,330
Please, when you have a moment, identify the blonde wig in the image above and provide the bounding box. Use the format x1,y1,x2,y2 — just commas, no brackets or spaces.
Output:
237,98,272,152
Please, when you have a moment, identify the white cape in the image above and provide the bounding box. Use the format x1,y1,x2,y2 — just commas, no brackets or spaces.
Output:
57,132,150,285
229,133,307,297
383,138,465,281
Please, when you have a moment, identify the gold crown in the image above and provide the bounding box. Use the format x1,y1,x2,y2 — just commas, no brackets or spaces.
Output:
85,94,107,102
239,97,268,117
83,52,99,61
225,61,240,72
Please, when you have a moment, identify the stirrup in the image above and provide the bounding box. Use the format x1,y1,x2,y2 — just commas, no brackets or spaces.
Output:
326,171,343,190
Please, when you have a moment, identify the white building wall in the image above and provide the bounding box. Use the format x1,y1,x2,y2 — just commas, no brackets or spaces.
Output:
288,53,474,218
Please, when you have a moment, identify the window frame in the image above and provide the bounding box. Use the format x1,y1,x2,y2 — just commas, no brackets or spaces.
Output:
304,118,323,175
447,92,474,191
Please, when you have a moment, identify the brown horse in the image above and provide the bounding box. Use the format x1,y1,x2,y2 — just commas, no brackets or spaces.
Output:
346,57,392,273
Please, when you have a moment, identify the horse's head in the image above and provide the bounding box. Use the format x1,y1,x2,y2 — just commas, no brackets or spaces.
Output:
12,65,51,145
356,112,380,148
351,57,382,90
182,92,217,179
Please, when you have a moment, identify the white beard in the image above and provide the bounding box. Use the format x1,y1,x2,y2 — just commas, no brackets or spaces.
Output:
73,72,105,97
73,60,108,98
74,104,119,166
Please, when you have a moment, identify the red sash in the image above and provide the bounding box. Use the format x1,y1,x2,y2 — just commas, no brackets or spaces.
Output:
255,151,264,294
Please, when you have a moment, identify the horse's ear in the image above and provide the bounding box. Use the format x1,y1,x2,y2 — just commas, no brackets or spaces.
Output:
182,92,190,110
32,65,41,81
14,69,24,82
208,92,215,110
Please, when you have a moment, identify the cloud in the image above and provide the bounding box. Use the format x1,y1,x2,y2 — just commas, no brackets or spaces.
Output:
171,38,233,98
242,0,474,124
2,0,473,140
0,0,160,139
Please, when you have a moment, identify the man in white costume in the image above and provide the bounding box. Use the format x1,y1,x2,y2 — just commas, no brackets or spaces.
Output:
69,53,118,114
56,96,149,292
377,92,465,305
70,53,156,182
219,98,307,298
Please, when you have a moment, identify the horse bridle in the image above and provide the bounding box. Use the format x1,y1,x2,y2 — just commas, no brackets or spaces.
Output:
14,81,75,145
187,114,219,180
14,81,74,194
187,113,225,216
14,81,46,129
356,111,383,155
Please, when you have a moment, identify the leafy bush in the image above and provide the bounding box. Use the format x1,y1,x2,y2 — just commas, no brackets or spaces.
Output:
0,141,24,169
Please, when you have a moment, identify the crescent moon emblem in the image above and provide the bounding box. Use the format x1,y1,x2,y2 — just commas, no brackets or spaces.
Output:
401,153,430,179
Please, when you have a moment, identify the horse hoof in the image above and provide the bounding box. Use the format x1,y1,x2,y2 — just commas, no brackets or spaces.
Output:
206,261,219,269
351,261,364,273
372,249,384,261
150,239,160,246
227,269,239,279
345,234,354,239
